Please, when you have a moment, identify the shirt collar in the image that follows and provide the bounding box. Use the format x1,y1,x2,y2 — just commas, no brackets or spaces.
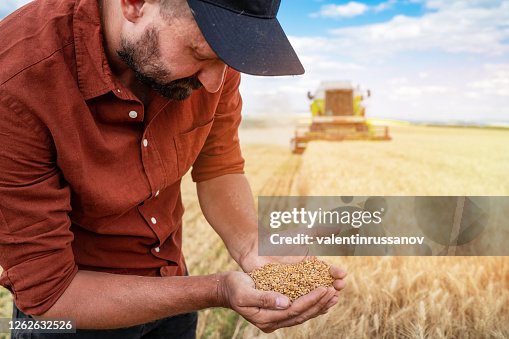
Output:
73,0,116,100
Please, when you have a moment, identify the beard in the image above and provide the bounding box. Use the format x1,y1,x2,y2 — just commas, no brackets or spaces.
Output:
117,25,203,101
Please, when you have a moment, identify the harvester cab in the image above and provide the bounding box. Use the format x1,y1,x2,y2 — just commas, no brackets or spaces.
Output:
291,82,391,154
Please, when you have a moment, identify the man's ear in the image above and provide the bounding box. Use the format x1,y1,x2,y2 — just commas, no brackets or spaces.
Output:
119,0,147,23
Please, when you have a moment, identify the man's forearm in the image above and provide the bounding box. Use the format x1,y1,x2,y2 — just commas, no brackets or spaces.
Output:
196,175,320,273
37,270,225,329
196,174,258,267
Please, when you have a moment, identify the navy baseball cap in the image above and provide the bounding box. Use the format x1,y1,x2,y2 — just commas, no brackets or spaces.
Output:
187,0,305,76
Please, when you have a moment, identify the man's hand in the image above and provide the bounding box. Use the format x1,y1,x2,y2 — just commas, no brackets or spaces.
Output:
197,174,347,330
218,271,338,333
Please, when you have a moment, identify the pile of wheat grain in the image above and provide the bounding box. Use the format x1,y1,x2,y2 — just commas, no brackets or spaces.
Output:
249,258,334,301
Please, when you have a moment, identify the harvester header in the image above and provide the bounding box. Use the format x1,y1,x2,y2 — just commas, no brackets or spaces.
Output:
291,82,391,154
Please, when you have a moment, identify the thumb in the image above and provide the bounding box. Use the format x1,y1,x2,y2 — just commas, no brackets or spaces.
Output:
247,289,291,310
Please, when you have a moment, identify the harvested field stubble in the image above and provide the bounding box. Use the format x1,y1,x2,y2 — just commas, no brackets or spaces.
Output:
248,258,334,301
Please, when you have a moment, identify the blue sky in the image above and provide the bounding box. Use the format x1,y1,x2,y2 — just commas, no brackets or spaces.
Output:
278,0,425,36
2,1,508,123
243,0,509,123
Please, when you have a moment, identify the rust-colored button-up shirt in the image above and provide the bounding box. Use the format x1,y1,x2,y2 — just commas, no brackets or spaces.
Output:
0,0,244,316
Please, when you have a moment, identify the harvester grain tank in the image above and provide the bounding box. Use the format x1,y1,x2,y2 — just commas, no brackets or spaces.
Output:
291,82,391,154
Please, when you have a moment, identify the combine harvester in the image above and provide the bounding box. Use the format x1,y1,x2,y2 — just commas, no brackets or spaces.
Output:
291,82,391,154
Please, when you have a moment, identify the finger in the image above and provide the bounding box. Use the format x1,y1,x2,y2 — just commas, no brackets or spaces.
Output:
273,287,336,329
253,286,328,324
333,278,346,291
316,287,337,313
287,287,335,320
289,286,330,312
297,286,335,305
329,265,347,279
312,287,336,316
322,295,340,313
242,289,291,310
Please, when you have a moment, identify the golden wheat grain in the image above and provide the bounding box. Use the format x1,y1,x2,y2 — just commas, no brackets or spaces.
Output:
248,258,334,301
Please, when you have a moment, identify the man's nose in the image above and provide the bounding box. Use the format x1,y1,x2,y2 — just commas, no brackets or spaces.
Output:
197,62,227,93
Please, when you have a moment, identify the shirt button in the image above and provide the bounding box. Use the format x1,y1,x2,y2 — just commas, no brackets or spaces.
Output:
129,110,138,119
155,190,160,197
154,247,160,253
143,139,148,147
151,217,157,224
116,88,121,93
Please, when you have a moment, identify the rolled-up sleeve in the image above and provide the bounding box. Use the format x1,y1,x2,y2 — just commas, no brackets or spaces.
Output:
191,68,245,182
0,94,78,316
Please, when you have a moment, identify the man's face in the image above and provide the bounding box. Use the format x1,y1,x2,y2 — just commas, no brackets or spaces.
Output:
117,5,227,101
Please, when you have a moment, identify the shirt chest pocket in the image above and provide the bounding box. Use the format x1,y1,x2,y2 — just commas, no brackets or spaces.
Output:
174,119,214,178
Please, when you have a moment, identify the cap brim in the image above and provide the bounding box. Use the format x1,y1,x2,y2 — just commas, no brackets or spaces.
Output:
187,0,305,76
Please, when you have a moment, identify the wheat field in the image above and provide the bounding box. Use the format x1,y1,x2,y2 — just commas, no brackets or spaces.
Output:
293,124,509,196
184,124,509,338
1,124,509,338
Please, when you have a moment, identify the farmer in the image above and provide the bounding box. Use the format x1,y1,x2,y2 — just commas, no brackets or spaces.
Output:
0,0,347,337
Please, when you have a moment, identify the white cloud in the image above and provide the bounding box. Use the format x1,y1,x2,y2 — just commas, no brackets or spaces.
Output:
311,2,369,18
242,1,509,123
424,0,501,10
467,64,509,97
389,85,452,100
418,72,429,79
388,77,409,85
311,0,414,19
374,0,398,13
300,55,365,74
329,1,509,57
